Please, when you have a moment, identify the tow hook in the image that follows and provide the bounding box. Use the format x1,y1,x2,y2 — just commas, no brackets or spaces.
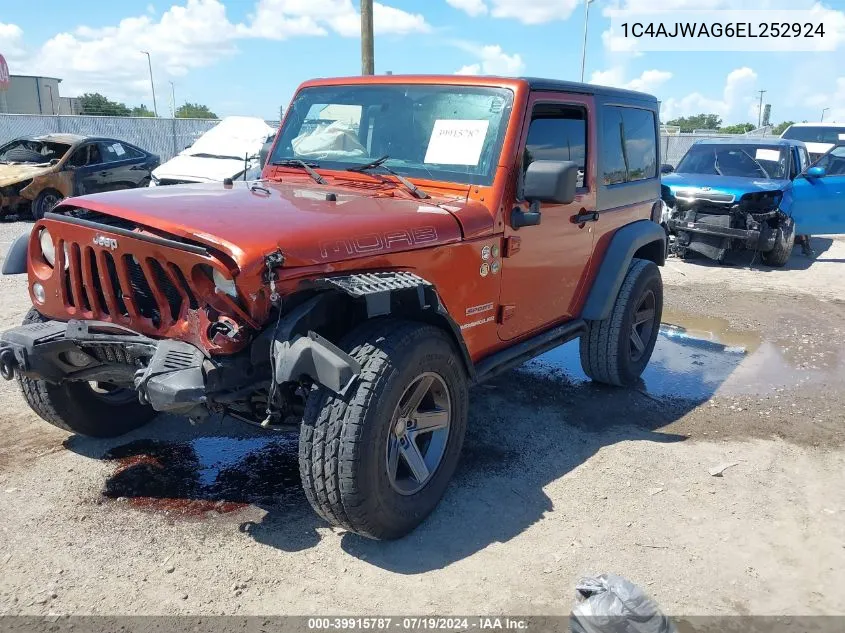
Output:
0,349,17,381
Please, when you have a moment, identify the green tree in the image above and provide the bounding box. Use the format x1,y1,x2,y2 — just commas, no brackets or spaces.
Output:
664,113,723,133
79,93,131,116
175,103,218,119
718,123,755,134
772,121,795,135
130,104,155,117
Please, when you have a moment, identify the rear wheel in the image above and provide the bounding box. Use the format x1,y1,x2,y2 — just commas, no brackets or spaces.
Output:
299,319,468,539
580,259,663,387
17,309,156,437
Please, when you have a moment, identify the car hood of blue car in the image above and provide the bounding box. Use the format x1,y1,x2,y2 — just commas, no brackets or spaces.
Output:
663,173,790,199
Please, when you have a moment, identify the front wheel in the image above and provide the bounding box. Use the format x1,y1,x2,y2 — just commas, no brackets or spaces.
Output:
580,259,663,387
299,320,468,540
31,189,63,221
762,220,795,267
17,309,156,437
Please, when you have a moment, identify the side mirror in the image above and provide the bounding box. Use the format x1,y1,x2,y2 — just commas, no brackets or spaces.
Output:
660,163,675,174
805,166,826,179
523,160,579,205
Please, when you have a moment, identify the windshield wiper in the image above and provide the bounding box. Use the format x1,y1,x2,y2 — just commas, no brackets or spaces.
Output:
190,152,244,161
271,159,327,185
346,155,429,199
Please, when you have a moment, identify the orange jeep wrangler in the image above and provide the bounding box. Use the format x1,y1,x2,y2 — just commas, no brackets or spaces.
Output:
0,76,666,539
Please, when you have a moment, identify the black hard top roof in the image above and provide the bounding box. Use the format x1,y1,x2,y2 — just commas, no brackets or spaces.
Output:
522,77,658,103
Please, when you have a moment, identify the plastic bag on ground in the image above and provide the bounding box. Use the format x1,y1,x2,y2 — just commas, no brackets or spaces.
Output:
570,574,676,633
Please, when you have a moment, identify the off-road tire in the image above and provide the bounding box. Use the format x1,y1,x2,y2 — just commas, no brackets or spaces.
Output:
16,309,156,437
580,259,663,387
31,189,63,221
761,221,795,268
299,319,469,540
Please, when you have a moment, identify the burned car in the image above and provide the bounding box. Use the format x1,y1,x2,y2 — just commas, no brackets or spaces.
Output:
0,134,159,220
662,137,811,266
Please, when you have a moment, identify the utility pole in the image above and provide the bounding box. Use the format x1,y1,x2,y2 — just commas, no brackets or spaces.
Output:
361,0,374,75
580,0,593,83
757,90,766,128
821,107,830,122
169,81,176,117
141,51,158,117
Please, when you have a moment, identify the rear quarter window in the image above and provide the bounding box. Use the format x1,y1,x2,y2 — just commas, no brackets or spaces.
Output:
599,105,657,185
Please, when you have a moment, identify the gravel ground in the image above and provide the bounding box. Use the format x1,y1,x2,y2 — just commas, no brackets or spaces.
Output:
0,219,843,617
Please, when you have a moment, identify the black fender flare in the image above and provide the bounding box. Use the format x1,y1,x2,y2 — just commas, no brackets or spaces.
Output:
251,272,476,390
581,220,666,321
2,234,29,275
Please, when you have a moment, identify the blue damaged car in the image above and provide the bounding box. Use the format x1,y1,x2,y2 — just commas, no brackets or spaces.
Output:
662,137,845,266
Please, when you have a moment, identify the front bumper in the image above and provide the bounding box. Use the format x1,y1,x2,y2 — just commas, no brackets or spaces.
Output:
0,319,209,417
666,217,775,252
1,317,360,420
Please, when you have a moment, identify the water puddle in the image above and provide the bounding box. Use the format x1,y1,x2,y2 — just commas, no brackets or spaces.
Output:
520,310,843,401
102,434,301,517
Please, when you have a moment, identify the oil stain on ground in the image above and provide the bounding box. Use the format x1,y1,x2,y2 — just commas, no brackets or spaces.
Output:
102,435,302,518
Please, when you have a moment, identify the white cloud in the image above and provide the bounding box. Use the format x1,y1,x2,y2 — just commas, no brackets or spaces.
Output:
804,77,845,123
243,0,430,39
489,0,579,25
589,67,672,93
660,67,758,124
446,0,488,17
453,44,525,76
0,22,26,61
9,0,430,102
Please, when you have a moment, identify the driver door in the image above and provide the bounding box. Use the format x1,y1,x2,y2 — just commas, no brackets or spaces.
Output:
786,144,845,235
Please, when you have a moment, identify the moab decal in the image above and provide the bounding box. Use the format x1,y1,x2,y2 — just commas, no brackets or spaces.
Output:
319,226,438,259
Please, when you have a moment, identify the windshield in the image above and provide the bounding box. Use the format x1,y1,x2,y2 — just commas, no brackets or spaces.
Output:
271,84,515,186
675,144,789,179
0,139,71,164
782,126,845,145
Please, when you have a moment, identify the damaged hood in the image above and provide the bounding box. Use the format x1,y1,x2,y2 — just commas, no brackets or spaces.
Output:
57,180,474,269
663,173,789,200
0,163,56,187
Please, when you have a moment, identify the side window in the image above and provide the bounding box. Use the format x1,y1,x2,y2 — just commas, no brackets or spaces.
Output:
100,142,128,163
621,108,657,181
600,107,626,185
600,106,657,185
67,144,100,167
524,104,587,188
815,146,845,176
800,147,810,170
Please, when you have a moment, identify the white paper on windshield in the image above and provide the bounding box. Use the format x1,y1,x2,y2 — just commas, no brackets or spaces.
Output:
112,143,125,156
839,133,845,141
424,119,489,166
755,148,780,161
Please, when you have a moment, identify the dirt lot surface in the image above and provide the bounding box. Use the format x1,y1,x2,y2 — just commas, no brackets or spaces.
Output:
0,222,843,617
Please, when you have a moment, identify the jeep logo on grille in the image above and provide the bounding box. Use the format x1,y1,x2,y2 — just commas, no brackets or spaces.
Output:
93,235,118,250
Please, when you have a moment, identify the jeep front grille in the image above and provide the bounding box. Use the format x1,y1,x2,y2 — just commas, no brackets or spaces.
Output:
59,240,199,329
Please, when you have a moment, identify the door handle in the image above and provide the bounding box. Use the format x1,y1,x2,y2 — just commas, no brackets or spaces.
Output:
571,211,599,224
99,171,109,177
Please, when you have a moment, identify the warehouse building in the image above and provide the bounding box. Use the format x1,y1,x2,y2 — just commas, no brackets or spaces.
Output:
0,74,81,115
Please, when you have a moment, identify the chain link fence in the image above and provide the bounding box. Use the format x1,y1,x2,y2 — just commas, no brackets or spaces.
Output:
0,114,280,163
2,113,773,168
661,130,773,167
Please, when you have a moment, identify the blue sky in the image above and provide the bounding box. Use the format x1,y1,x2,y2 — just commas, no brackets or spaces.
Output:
2,0,844,124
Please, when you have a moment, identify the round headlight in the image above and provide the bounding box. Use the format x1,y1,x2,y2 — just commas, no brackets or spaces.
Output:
212,268,238,298
39,229,55,267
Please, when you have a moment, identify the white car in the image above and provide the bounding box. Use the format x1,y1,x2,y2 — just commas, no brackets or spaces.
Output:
150,116,275,186
781,122,845,162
